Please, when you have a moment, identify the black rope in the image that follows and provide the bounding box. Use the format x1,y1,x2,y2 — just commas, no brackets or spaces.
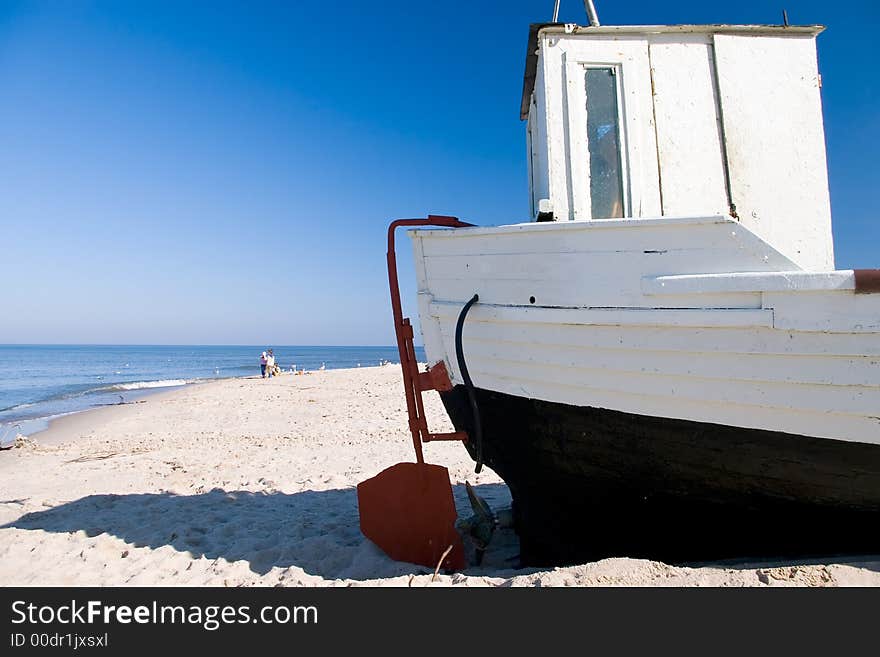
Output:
455,293,483,473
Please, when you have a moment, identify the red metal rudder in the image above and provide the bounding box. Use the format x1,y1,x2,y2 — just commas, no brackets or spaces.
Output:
357,215,472,571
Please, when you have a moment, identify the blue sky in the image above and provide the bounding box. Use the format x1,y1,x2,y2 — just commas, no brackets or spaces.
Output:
1,1,877,345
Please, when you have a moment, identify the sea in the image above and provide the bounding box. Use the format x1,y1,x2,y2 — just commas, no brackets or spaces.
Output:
0,344,423,439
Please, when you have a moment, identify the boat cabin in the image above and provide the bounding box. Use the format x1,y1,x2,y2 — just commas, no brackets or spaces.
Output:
522,23,834,271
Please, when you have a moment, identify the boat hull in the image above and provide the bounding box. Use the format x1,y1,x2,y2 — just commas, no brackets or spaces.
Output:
411,216,880,564
441,385,880,566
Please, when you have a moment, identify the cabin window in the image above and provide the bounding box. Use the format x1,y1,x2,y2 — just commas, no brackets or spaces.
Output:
585,67,625,218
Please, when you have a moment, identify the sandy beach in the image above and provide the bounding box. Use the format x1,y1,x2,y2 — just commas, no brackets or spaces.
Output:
1,365,877,587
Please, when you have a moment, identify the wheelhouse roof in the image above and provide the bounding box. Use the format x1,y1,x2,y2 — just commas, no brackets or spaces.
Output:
520,23,825,120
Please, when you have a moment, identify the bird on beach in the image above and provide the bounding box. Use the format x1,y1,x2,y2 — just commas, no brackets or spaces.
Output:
319,362,325,371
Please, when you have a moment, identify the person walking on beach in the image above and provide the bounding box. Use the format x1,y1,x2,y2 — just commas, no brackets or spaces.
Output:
266,349,276,377
260,351,268,378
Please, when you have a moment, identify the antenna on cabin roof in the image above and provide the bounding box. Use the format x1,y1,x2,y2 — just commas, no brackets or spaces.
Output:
584,0,601,27
551,1,600,26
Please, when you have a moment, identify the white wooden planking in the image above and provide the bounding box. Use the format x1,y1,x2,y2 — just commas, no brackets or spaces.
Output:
644,271,856,295
455,354,880,418
420,269,880,442
412,237,451,372
448,333,880,388
415,294,878,443
424,276,760,310
425,250,780,281
428,304,879,387
428,301,771,329
766,291,880,333
648,35,728,217
713,34,834,271
413,215,796,263
413,216,796,309
455,369,880,446
422,310,880,357
642,273,879,332
422,313,880,443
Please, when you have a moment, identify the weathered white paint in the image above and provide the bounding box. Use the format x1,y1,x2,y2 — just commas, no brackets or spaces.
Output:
452,355,879,419
413,215,794,309
441,358,880,445
540,34,572,222
429,320,879,388
429,301,774,329
648,35,728,217
713,34,834,271
410,216,880,445
424,314,880,358
538,25,823,37
765,291,880,333
527,59,551,218
412,214,795,253
644,271,856,295
553,35,662,219
524,24,834,272
425,301,880,444
526,111,535,218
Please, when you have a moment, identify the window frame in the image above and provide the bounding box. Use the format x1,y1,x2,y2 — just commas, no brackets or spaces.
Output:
581,63,630,219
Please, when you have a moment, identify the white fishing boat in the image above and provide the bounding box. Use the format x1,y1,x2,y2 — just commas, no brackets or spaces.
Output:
397,6,880,565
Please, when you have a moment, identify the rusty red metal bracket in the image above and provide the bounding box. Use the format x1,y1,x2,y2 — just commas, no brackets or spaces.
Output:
387,216,473,461
854,269,880,294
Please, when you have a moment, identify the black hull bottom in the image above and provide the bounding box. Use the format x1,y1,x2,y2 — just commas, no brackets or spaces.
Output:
440,386,880,566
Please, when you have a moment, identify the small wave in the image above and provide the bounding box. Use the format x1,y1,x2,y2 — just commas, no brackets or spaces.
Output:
0,401,36,413
104,379,191,391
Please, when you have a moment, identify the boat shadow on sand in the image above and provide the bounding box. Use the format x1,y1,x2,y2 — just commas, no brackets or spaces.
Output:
5,483,877,580
2,483,521,580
